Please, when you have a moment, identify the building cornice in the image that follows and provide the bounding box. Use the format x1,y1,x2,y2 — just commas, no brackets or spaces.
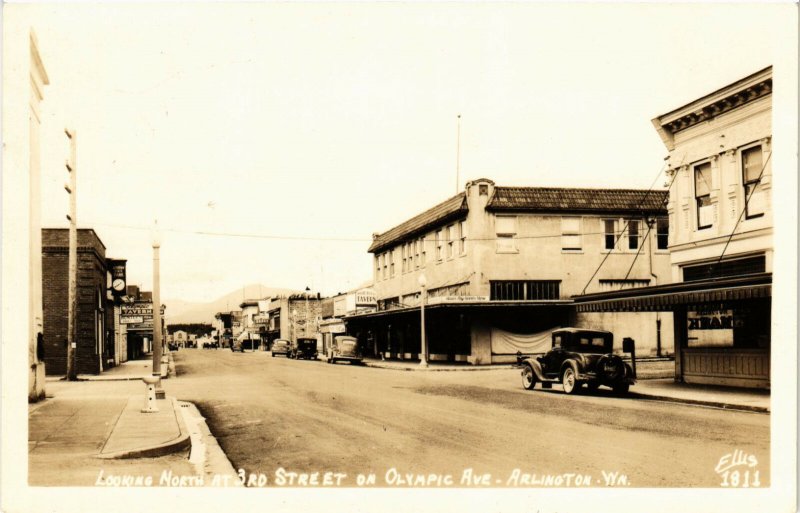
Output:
652,66,772,150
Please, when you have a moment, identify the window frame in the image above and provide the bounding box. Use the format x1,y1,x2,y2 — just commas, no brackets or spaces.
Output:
694,161,714,230
742,144,765,220
435,229,444,261
603,219,618,251
656,218,669,251
627,219,641,251
495,215,518,253
560,216,582,252
459,220,467,255
447,224,455,259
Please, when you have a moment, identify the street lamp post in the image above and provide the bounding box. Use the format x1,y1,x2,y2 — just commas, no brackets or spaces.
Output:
418,274,428,368
305,286,311,337
292,308,298,343
151,223,164,398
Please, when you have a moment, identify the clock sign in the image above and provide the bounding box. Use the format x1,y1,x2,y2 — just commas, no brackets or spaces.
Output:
108,259,127,296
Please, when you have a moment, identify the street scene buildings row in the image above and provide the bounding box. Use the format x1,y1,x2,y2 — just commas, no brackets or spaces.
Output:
23,46,772,395
214,66,773,390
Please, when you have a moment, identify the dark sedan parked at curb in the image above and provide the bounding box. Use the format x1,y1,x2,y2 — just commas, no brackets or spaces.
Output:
290,337,318,360
516,328,636,395
271,339,291,357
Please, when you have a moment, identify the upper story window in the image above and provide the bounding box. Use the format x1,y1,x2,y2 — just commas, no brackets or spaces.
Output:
656,218,669,250
479,184,488,195
419,237,426,267
447,224,455,259
561,217,582,251
694,162,713,230
401,245,407,273
383,253,389,280
435,229,444,261
743,145,765,219
390,249,396,277
459,221,467,255
496,215,517,253
603,219,617,250
408,242,414,271
627,219,640,250
376,254,381,281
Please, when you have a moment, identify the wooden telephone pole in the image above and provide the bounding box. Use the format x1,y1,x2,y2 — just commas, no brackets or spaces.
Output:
65,129,77,380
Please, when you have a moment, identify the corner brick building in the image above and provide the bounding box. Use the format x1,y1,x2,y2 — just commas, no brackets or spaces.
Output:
42,228,116,375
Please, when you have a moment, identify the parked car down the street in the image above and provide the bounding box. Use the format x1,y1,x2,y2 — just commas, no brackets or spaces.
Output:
516,328,636,395
271,339,291,357
290,337,318,360
326,335,362,365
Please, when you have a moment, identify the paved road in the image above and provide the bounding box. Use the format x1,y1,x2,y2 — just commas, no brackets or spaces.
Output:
164,348,770,488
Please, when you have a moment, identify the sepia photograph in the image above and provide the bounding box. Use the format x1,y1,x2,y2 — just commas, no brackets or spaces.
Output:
2,2,797,513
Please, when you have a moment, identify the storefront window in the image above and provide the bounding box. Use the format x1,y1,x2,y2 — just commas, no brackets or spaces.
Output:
686,302,770,349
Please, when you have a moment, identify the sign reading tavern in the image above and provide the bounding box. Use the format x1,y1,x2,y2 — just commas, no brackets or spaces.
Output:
120,301,165,324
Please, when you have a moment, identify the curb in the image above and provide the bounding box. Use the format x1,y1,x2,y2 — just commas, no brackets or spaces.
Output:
361,361,517,372
96,397,192,459
178,401,243,487
628,391,770,414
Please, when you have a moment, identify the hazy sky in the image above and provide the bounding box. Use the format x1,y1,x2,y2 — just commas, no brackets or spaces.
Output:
10,2,792,303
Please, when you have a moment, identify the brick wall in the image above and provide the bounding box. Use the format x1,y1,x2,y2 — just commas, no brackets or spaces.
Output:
42,229,109,375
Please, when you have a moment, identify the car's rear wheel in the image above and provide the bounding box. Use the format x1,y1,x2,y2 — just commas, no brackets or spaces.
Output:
562,367,580,395
521,364,537,390
612,383,630,395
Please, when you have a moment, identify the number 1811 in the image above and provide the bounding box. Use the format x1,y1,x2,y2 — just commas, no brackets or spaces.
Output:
720,470,761,487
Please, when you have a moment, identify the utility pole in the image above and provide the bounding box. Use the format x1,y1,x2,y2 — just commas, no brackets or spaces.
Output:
455,114,461,194
65,129,77,380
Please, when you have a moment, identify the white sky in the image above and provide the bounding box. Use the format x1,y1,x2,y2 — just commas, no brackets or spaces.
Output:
9,2,793,303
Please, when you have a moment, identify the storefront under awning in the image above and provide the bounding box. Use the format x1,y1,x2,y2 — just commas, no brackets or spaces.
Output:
573,273,771,389
345,300,572,364
574,273,772,312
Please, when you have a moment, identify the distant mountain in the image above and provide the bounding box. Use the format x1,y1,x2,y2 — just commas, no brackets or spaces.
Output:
164,284,300,325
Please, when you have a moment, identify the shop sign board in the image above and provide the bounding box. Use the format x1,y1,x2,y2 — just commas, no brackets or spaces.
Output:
687,309,736,347
427,295,489,305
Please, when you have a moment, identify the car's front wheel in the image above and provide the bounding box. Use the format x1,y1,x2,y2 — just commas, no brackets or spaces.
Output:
562,367,580,395
521,364,537,390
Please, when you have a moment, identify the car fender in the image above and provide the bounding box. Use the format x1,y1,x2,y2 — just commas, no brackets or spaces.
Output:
523,359,547,381
560,359,581,380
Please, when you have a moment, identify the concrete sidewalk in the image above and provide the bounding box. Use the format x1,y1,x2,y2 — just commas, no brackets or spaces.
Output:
361,357,769,413
44,354,176,382
631,378,770,413
28,393,193,486
28,381,240,486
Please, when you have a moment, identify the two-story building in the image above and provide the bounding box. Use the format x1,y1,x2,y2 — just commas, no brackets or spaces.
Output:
575,66,772,388
264,293,323,347
346,178,672,364
237,299,263,350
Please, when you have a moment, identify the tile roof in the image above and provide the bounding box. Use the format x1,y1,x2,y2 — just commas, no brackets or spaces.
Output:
487,187,668,214
368,193,468,254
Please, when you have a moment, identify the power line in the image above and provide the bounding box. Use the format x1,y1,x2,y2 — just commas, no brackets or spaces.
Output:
89,220,671,245
715,149,772,267
579,161,676,295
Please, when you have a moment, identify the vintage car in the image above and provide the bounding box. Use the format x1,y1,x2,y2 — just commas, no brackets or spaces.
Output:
271,339,291,357
516,328,636,395
290,337,318,360
326,335,361,365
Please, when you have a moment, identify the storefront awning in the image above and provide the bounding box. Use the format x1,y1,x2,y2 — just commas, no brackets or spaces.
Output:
573,273,772,313
345,300,573,321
